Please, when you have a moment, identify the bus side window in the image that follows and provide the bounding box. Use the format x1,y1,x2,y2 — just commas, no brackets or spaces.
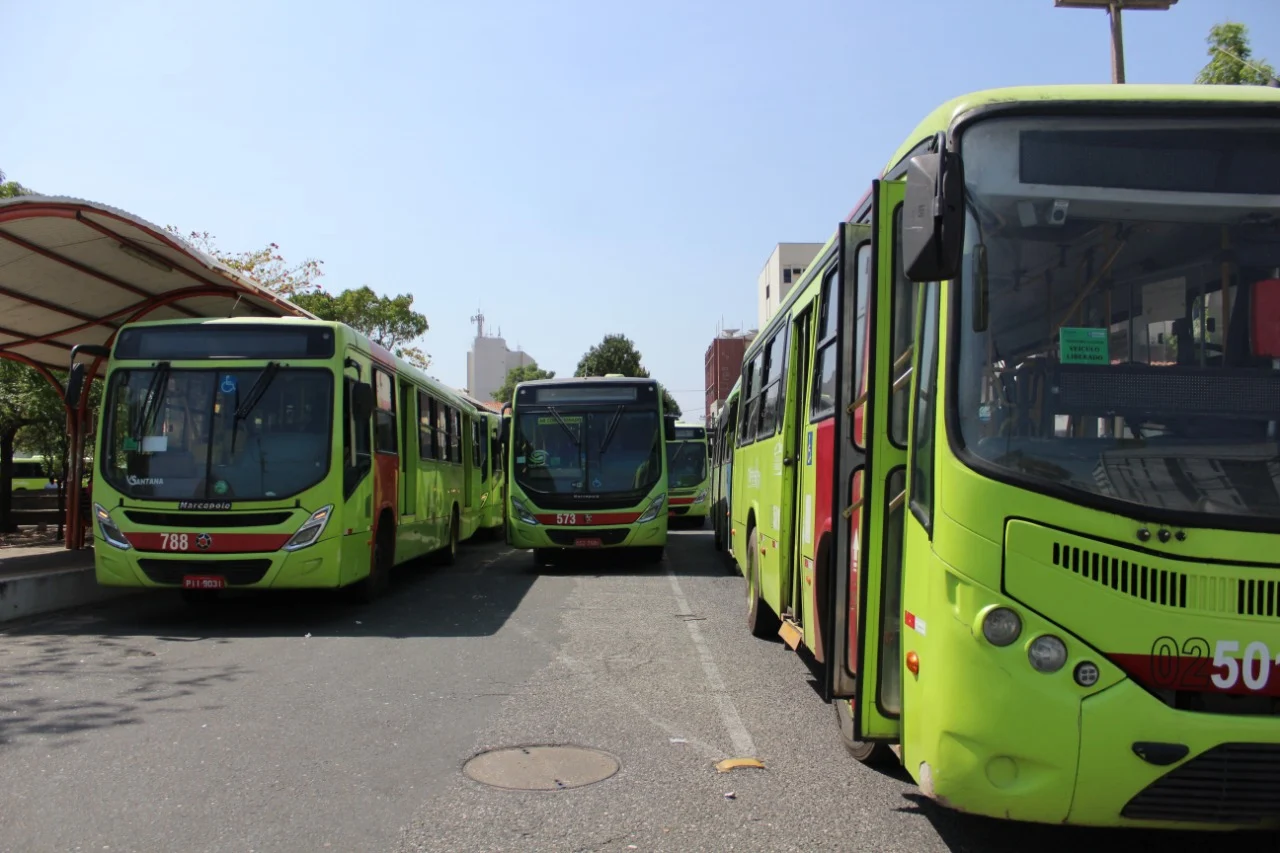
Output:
343,377,373,497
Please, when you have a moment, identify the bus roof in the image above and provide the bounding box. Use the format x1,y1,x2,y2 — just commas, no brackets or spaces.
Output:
883,83,1280,177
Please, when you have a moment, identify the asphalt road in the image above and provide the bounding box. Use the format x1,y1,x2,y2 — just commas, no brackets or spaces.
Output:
0,529,1268,852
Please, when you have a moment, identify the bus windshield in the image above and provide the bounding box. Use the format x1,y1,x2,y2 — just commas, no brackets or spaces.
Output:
512,406,661,498
956,116,1280,522
102,367,334,501
667,441,707,489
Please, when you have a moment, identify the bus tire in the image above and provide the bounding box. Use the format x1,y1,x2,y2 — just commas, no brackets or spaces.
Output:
746,527,780,639
713,511,724,551
354,517,394,603
833,699,896,766
532,548,552,567
440,506,459,566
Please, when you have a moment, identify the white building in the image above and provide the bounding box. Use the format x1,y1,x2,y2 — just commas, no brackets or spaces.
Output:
465,312,538,402
758,243,823,329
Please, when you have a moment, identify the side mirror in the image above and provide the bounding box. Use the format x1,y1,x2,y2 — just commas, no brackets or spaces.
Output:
352,381,376,421
902,142,965,282
664,415,677,442
499,416,511,447
66,363,87,410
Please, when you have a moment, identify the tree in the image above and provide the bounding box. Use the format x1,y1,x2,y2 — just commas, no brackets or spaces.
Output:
1196,22,1277,86
163,227,325,298
292,287,432,371
495,362,555,407
574,333,682,417
0,169,33,199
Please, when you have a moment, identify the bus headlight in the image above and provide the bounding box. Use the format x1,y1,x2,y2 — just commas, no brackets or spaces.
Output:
94,503,131,550
636,494,666,524
512,497,539,525
1028,635,1068,673
981,607,1022,647
282,505,333,552
693,490,708,504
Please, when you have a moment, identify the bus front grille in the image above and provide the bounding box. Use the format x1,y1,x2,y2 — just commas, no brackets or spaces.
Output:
1122,742,1280,824
136,559,272,585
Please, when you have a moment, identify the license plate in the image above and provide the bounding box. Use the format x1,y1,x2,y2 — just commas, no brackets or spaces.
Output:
183,575,226,590
574,538,603,548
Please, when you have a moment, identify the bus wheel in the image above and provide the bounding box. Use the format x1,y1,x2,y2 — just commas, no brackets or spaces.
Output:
355,522,393,602
833,699,896,766
713,506,724,551
439,508,459,566
532,548,552,567
746,528,780,639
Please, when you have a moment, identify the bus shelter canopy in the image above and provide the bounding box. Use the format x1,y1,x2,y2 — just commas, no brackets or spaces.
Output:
0,195,310,376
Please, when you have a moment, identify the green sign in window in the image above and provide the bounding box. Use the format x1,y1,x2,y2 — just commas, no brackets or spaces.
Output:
1059,327,1109,365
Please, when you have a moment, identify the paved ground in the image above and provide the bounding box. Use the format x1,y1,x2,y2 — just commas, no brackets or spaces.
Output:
0,530,1269,852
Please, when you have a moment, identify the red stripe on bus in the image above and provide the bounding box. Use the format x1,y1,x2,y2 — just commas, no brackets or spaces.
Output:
669,497,695,505
124,532,293,553
1109,653,1280,698
533,512,642,525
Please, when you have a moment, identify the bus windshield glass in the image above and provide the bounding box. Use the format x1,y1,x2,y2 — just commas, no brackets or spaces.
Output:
955,116,1280,521
667,441,707,489
512,406,661,498
102,367,334,501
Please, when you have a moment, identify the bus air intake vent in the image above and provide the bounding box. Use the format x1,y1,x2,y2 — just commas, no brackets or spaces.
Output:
125,511,294,528
1051,542,1188,609
1121,742,1280,824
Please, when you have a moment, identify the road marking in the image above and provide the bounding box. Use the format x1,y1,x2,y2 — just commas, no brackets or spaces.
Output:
665,568,757,757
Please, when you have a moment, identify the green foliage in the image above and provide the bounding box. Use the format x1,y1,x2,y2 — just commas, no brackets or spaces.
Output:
573,334,681,417
291,287,431,371
163,226,325,298
496,362,555,407
1196,22,1277,86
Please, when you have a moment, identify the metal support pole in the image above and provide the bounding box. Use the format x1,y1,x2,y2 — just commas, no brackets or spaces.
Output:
1109,1,1126,84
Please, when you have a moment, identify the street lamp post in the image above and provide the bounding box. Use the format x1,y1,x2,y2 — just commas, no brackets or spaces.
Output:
1054,0,1179,84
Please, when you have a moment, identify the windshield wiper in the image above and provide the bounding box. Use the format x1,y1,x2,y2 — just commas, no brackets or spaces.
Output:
131,362,171,444
230,362,280,453
597,405,626,454
546,406,580,446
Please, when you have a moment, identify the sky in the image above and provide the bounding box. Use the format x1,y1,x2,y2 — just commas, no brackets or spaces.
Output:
3,0,1278,419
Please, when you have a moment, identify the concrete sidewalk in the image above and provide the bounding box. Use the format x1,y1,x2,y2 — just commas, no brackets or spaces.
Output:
0,545,135,624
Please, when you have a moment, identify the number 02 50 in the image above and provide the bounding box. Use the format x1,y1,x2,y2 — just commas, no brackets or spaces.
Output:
1151,636,1280,693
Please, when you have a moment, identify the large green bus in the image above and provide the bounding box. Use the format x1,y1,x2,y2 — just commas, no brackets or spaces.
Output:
728,84,1280,829
503,376,675,563
666,421,710,527
709,379,740,555
76,317,491,602
457,391,506,537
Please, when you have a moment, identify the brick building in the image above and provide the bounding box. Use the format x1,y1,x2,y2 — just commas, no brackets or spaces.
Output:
704,332,754,421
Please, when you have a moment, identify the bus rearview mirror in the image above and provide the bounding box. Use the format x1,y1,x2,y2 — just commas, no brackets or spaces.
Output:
353,382,376,421
664,415,677,442
902,145,964,283
66,363,87,410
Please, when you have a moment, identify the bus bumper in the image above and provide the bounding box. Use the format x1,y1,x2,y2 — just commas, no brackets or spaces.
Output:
1069,679,1280,830
506,517,666,551
94,534,347,590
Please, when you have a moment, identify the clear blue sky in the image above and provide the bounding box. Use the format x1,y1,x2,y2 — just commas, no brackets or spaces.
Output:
4,0,1277,418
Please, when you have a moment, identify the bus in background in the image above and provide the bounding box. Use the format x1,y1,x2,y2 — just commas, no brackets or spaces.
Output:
502,376,675,564
728,84,1280,829
72,317,488,604
666,421,710,527
457,391,506,538
10,454,55,492
708,379,740,556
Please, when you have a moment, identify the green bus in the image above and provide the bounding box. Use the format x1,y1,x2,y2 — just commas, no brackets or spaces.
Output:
666,421,710,527
503,376,676,564
75,317,491,602
728,84,1280,829
9,455,55,492
457,391,506,537
709,379,740,555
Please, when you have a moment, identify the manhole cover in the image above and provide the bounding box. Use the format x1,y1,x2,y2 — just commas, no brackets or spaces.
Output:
463,745,620,791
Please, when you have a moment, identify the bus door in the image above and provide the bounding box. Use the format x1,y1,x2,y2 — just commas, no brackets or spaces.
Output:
399,380,417,519
783,306,813,631
830,179,911,743
463,414,476,512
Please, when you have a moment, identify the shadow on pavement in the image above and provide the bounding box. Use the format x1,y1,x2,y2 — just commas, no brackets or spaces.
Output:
1,538,535,642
